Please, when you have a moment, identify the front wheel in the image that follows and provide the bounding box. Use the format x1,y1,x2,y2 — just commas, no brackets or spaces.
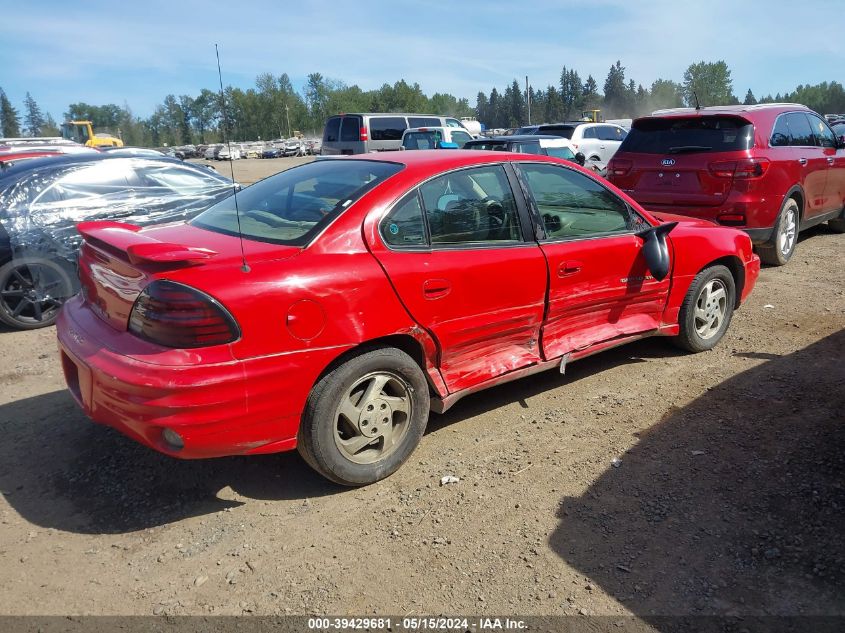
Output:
298,347,430,486
672,265,736,353
0,257,74,330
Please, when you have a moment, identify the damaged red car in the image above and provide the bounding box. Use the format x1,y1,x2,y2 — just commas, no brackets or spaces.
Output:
56,152,760,485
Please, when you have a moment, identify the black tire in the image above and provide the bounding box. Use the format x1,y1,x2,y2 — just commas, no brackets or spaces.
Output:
828,217,845,234
0,257,74,330
298,347,430,486
757,197,799,266
672,265,736,353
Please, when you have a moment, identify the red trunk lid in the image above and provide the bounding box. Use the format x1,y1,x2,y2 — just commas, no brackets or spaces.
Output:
77,221,298,331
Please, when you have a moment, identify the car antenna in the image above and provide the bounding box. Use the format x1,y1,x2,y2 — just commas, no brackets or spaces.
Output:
693,90,701,111
215,43,250,273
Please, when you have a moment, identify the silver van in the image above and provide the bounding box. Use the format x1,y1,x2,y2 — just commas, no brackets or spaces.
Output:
322,113,470,154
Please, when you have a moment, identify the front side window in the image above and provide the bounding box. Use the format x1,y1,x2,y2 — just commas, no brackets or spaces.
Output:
450,131,473,148
193,160,403,246
518,163,629,239
599,125,626,141
808,114,837,148
369,117,407,141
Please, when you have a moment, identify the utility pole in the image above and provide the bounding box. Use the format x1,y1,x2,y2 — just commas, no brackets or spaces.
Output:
526,75,531,125
285,103,291,138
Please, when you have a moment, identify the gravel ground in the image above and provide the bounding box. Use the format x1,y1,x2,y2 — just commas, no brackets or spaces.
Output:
0,174,842,625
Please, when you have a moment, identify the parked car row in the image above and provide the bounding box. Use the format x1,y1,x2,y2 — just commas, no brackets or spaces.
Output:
200,139,321,160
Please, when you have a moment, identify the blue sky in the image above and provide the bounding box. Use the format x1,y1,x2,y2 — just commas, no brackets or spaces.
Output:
1,0,842,121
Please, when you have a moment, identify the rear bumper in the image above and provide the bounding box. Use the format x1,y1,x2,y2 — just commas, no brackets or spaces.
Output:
55,296,319,459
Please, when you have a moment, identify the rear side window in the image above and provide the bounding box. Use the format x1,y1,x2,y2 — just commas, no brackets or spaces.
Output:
785,113,814,147
369,117,407,141
340,116,362,142
620,117,754,154
582,127,598,139
408,117,440,128
537,125,576,139
324,117,341,143
381,192,426,246
771,116,791,147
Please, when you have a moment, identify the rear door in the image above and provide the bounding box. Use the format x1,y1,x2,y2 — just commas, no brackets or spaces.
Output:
368,164,548,392
807,112,844,213
786,112,827,218
515,162,670,359
576,125,601,160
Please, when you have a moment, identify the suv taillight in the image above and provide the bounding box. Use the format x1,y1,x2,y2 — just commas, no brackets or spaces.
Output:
607,158,632,177
709,158,770,179
128,280,239,348
360,126,368,141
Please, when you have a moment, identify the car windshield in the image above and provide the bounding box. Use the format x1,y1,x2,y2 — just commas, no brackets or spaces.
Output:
621,116,754,154
191,159,403,246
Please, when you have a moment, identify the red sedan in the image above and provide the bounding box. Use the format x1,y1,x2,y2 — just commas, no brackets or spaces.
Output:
56,151,760,485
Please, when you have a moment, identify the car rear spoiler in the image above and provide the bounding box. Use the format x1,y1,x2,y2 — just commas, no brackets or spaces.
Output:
77,221,217,265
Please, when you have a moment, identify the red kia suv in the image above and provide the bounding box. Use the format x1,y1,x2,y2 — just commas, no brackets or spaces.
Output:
607,104,845,265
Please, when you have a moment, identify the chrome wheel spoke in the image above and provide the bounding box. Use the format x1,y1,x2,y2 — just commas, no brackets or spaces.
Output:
338,434,376,456
381,395,409,415
380,422,396,451
338,397,362,425
360,374,389,404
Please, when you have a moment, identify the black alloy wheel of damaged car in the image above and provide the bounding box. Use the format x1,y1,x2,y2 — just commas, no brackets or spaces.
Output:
0,257,75,330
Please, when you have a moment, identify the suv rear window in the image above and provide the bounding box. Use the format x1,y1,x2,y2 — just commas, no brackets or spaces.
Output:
620,116,754,154
369,117,407,141
192,160,403,246
340,116,363,142
536,125,576,139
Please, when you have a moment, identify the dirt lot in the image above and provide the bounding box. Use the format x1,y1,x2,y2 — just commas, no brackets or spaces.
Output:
0,170,842,625
189,155,315,184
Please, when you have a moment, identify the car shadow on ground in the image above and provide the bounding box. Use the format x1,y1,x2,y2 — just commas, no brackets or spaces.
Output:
0,335,685,535
551,329,844,624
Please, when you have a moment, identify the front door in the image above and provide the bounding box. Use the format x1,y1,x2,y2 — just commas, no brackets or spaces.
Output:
515,162,671,359
369,164,548,393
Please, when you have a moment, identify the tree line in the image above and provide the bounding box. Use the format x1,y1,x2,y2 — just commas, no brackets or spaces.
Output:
2,60,844,146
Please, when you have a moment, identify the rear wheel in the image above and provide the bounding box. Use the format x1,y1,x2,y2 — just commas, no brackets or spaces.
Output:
0,258,74,330
672,265,736,353
298,347,430,486
757,197,799,266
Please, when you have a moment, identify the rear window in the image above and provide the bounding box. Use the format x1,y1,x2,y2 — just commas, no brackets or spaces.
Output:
536,125,576,139
402,131,442,150
620,116,754,154
191,160,403,246
323,117,341,143
340,116,362,142
369,117,407,141
464,141,508,151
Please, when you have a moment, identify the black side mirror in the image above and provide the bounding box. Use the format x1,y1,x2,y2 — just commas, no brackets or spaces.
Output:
575,152,586,166
636,221,678,281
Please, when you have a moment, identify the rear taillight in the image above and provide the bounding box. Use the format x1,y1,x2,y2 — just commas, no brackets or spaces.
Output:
709,158,770,179
607,158,632,176
128,280,239,348
360,126,368,141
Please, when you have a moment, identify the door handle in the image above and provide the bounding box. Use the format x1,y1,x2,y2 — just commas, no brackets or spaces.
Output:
423,278,451,299
798,158,808,166
557,261,582,277
827,157,835,165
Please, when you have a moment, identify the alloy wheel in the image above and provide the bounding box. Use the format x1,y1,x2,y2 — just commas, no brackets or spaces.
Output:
693,279,728,340
0,262,67,326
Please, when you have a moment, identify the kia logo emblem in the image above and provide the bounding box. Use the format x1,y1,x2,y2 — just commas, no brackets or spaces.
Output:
662,158,676,166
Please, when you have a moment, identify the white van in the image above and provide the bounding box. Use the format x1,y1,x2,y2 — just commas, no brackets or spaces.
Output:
322,113,471,154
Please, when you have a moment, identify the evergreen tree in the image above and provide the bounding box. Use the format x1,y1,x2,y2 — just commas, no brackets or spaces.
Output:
682,61,735,107
743,89,757,105
0,87,21,137
23,92,46,137
560,67,583,121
